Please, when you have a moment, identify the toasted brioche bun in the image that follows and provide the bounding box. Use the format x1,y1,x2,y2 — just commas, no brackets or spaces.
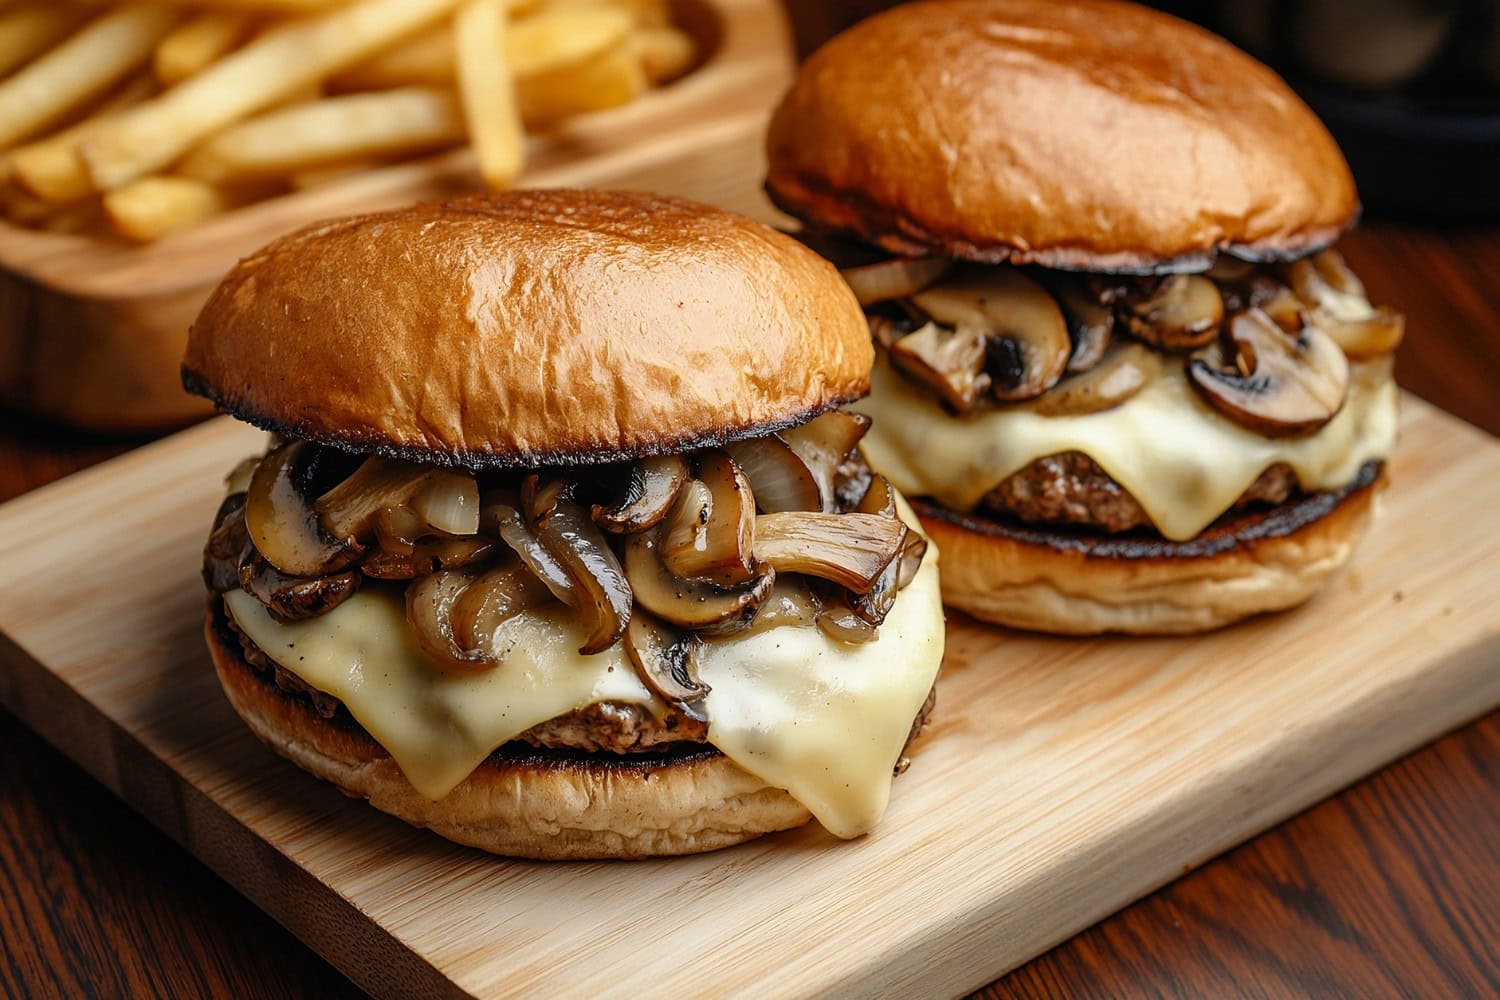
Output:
207,609,814,859
183,190,872,467
914,464,1384,634
766,0,1358,272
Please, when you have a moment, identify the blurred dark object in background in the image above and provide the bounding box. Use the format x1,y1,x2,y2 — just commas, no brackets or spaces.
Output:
784,1,1500,225
781,1,896,56
1135,1,1500,224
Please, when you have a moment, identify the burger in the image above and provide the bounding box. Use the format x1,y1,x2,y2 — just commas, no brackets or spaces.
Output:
184,190,944,859
765,0,1402,634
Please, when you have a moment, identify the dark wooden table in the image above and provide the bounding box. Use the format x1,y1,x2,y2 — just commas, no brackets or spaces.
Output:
2,228,1497,998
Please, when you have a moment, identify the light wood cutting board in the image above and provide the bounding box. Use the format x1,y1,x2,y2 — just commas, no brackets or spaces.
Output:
1,395,1496,998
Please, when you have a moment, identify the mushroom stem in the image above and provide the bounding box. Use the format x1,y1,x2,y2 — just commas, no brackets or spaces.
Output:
752,512,906,594
887,320,991,413
911,266,1071,401
1052,280,1115,373
314,457,436,542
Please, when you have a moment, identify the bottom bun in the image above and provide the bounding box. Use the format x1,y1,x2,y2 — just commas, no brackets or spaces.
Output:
206,610,812,859
915,461,1384,635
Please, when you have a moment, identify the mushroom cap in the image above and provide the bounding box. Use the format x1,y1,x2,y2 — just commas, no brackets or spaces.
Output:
765,0,1359,273
184,190,874,467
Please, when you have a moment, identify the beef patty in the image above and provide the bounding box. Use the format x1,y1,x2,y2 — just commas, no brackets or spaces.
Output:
985,452,1298,533
225,601,935,758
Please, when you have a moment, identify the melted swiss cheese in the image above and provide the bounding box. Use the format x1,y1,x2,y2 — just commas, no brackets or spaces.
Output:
856,355,1397,541
223,501,944,840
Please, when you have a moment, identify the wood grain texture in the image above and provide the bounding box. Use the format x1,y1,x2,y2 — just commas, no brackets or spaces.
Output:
0,0,793,431
984,715,1500,998
0,395,1496,998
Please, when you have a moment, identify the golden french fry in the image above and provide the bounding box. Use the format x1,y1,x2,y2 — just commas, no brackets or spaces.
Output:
3,0,678,238
68,0,347,10
329,22,454,91
632,26,695,84
79,0,464,191
288,157,385,190
335,7,631,92
177,87,465,182
276,81,326,105
103,175,228,241
154,12,255,86
0,6,177,150
540,0,670,27
507,8,631,78
8,74,157,203
518,42,645,127
0,8,85,78
454,0,524,189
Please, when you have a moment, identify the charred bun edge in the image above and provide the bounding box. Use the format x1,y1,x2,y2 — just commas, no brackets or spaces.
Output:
915,460,1383,562
914,465,1383,634
765,177,1359,276
182,366,866,470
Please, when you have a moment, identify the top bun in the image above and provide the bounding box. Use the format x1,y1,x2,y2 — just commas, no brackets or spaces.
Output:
183,190,873,467
765,0,1358,273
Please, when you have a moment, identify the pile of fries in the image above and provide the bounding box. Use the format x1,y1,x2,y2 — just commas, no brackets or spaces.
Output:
0,0,695,241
